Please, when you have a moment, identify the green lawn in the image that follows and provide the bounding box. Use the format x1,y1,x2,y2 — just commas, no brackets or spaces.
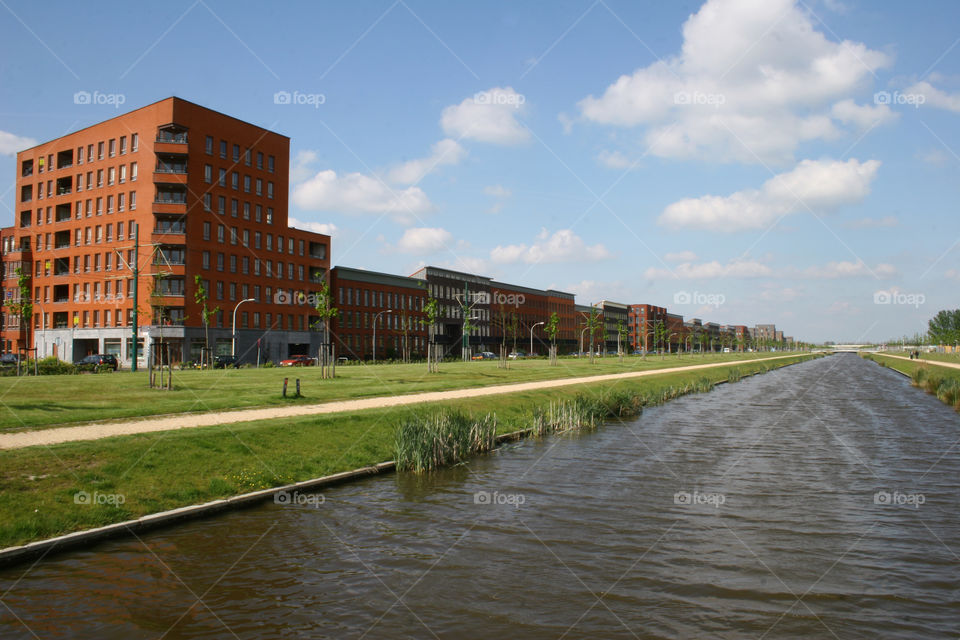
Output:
0,351,802,432
862,352,960,381
0,354,817,549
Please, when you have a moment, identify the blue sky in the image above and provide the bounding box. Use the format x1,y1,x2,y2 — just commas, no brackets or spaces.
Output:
1,0,958,343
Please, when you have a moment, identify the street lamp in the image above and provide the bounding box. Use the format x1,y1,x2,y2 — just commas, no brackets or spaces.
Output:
33,302,46,359
529,321,544,356
580,326,589,356
372,309,393,363
232,298,255,357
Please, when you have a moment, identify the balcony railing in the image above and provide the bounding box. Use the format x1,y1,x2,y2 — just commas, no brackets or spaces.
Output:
154,194,187,204
155,164,188,174
154,227,186,234
156,133,188,144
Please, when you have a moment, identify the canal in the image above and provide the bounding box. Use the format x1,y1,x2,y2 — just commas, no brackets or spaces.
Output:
1,353,958,638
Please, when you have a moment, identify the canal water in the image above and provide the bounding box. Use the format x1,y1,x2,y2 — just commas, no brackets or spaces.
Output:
1,354,958,638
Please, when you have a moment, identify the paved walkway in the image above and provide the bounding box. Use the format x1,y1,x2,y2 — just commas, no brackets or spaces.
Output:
0,354,807,450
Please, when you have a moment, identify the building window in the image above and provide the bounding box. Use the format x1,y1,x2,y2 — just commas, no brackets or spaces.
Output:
206,136,214,154
131,133,138,152
230,227,238,245
231,199,238,218
216,253,224,271
256,152,263,169
230,255,237,273
220,140,227,159
267,182,274,199
108,167,115,186
218,196,225,214
97,142,104,160
268,156,275,172
130,162,137,181
244,149,251,166
231,171,239,190
243,175,250,193
203,193,211,211
203,221,210,240
217,224,225,243
255,178,262,196
255,205,262,223
108,139,116,157
118,193,125,211
232,144,240,162
266,208,273,225
119,136,127,155
129,191,136,210
243,202,250,220
119,165,127,183
204,165,212,183
202,251,210,269
219,168,226,187
254,231,261,249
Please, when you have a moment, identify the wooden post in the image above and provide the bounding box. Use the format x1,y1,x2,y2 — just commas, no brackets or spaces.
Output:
296,378,301,397
283,377,288,397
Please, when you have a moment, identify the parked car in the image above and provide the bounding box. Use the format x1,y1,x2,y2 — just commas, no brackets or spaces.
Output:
75,354,119,371
0,353,20,367
508,351,526,359
471,351,497,360
280,354,315,367
213,355,240,369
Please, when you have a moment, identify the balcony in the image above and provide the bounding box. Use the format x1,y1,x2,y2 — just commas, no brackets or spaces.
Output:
154,193,187,205
155,162,188,174
156,132,187,144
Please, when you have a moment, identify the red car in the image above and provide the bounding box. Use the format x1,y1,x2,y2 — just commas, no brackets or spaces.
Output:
279,354,315,367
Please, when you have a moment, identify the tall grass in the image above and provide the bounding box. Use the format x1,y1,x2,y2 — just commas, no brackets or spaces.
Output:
395,411,497,472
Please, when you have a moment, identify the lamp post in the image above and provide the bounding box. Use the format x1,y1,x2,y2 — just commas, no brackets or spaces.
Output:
33,302,45,359
372,309,393,363
232,298,255,357
529,321,544,356
580,326,588,356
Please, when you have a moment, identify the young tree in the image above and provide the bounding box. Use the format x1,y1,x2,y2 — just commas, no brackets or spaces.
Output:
421,296,440,373
654,320,667,359
545,311,561,365
193,275,219,368
928,309,960,347
616,318,628,362
586,308,604,364
5,266,32,343
311,280,338,379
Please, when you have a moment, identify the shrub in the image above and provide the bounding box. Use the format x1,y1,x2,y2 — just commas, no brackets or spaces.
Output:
37,357,77,375
395,410,497,472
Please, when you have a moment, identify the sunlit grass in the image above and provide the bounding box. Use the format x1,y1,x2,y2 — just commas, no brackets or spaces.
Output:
0,351,805,432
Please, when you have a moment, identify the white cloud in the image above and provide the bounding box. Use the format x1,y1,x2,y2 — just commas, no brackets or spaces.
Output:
577,0,891,163
387,138,466,184
565,279,633,304
802,260,896,278
490,229,612,264
659,158,880,232
665,250,698,262
396,227,453,255
918,149,951,166
596,149,634,169
289,217,337,236
292,170,433,220
842,215,897,229
644,258,772,279
830,99,898,130
0,131,37,156
904,80,960,113
441,87,529,145
484,184,512,198
291,150,320,183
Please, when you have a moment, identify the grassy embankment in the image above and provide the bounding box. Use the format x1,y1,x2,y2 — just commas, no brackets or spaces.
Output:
0,351,800,432
862,352,960,412
0,354,818,549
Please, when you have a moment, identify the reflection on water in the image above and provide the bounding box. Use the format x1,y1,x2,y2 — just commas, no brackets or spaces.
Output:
2,354,959,638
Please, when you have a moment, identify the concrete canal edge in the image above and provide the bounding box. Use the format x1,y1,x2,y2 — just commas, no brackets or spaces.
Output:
0,354,820,569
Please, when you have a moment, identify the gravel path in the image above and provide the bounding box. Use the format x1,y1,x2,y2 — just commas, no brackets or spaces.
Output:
0,355,806,450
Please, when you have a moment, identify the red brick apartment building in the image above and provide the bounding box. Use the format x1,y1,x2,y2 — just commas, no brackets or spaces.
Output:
1,97,330,366
489,281,576,354
330,266,426,360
